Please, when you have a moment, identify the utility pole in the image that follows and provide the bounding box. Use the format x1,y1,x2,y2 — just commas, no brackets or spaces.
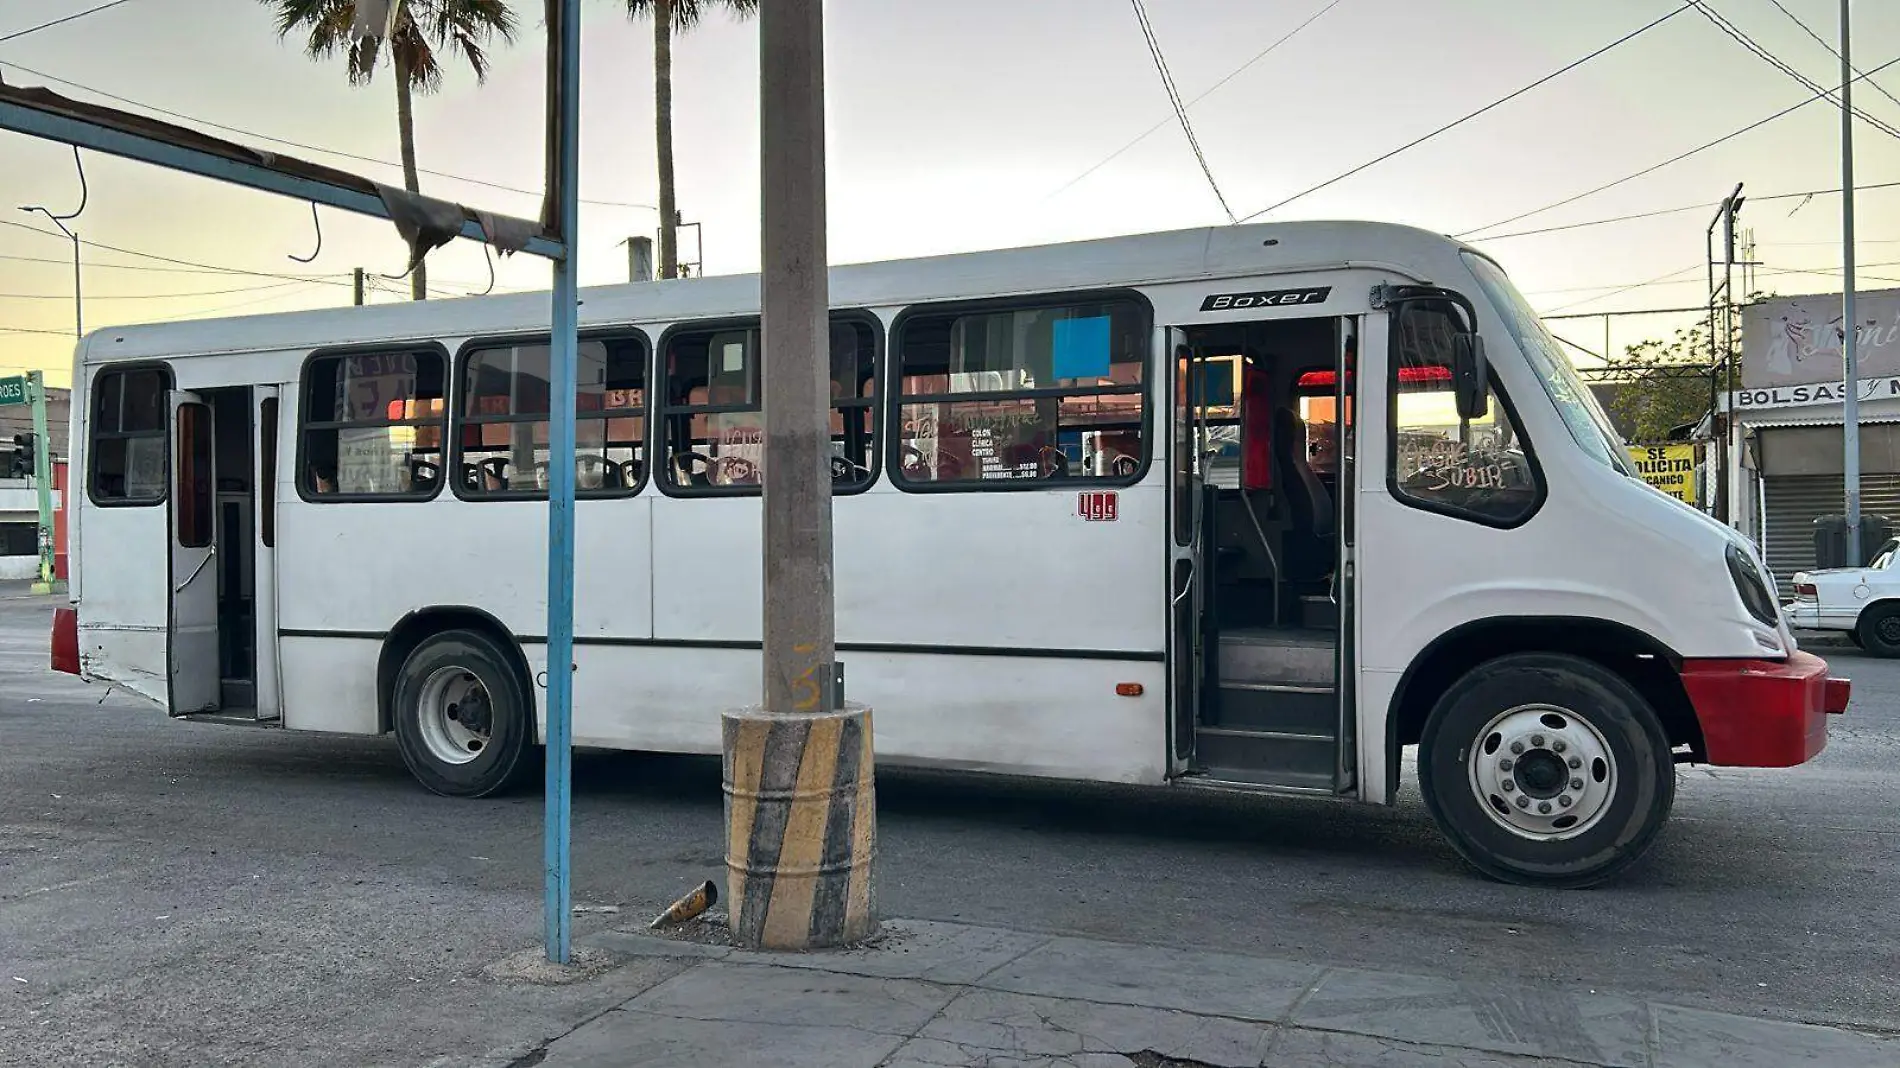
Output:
1841,0,1862,564
723,0,875,952
26,372,57,594
352,267,366,306
19,147,87,338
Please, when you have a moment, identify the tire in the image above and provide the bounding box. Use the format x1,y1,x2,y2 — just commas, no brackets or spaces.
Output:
1418,653,1674,889
1856,603,1900,657
391,629,537,798
1848,630,1865,650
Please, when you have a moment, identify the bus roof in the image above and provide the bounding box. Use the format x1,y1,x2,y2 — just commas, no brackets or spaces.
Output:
79,219,1475,364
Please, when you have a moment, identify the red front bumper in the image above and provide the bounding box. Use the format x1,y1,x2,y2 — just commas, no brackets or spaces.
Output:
1679,650,1847,767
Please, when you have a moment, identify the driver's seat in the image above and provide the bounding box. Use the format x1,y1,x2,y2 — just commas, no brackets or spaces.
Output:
1273,406,1333,581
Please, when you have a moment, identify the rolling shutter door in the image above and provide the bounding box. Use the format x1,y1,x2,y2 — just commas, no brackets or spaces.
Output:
1761,474,1900,595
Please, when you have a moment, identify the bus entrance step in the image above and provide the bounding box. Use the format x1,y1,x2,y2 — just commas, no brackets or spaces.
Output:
1194,726,1337,780
1211,683,1336,733
1218,628,1334,689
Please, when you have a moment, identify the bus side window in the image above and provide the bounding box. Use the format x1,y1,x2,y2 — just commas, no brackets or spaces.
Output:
89,367,171,506
659,316,879,495
893,298,1148,487
298,349,447,501
456,336,647,499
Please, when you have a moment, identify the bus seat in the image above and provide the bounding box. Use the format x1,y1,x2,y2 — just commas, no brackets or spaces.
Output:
1273,406,1333,541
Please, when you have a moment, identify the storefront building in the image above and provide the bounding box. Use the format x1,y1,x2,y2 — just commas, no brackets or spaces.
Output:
1727,287,1900,594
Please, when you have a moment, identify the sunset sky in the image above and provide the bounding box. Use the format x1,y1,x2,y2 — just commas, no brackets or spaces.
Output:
3,0,1898,387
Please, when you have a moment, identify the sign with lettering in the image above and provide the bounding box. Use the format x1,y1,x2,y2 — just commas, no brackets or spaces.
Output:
1728,373,1900,411
1199,287,1331,313
1627,443,1697,505
0,376,25,407
1077,490,1119,522
1743,289,1900,389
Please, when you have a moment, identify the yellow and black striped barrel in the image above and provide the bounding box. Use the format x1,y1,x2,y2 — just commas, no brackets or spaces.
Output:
722,703,876,949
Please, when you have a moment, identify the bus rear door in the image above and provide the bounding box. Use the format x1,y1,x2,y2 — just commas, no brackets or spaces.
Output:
168,390,219,715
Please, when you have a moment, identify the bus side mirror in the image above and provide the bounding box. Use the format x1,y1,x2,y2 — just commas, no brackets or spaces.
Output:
1452,333,1489,421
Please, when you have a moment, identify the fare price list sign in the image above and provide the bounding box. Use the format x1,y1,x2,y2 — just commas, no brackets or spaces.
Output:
969,425,1035,480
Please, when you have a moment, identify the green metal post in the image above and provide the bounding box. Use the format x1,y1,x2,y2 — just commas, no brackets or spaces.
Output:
26,371,57,594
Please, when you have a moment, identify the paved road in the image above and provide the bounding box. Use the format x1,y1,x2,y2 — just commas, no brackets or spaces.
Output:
2,590,1897,1065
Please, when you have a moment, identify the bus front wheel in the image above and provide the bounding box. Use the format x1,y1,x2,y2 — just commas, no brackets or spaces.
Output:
1418,653,1674,889
392,629,537,798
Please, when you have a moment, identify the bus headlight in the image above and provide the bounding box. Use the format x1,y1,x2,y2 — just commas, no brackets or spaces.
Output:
1727,543,1780,629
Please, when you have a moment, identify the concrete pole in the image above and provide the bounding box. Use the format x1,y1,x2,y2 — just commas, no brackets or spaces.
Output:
723,0,876,951
542,0,582,966
628,236,654,283
353,268,366,306
1840,0,1862,563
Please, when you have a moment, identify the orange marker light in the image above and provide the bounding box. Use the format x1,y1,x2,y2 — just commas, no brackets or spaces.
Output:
1115,682,1144,697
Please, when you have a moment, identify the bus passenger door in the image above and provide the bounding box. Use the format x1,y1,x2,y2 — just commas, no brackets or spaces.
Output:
1168,328,1204,771
168,391,219,716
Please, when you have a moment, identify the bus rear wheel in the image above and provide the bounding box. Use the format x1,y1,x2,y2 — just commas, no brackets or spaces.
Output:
1418,653,1673,888
392,629,535,798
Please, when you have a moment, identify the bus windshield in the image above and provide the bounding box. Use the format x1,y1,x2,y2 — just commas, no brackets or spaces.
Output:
1461,252,1638,478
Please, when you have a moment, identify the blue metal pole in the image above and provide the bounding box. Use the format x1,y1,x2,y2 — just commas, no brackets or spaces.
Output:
544,0,582,966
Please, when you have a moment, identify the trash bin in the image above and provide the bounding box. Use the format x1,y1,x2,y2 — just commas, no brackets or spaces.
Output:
1814,513,1892,568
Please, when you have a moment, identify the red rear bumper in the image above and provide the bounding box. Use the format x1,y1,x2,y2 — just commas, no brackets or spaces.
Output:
51,606,79,676
1679,650,1846,767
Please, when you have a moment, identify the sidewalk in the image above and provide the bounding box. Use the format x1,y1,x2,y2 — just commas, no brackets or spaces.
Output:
462,918,1899,1068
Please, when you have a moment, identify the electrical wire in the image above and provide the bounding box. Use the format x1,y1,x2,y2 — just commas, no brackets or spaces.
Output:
0,0,138,46
1045,0,1346,201
1688,1,1900,142
0,280,310,302
1474,180,1900,241
1762,0,1900,113
1129,0,1236,223
0,59,657,212
1543,263,1706,315
1456,52,1900,239
1236,3,1694,223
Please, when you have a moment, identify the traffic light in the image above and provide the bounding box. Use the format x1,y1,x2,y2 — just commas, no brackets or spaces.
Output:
9,433,32,479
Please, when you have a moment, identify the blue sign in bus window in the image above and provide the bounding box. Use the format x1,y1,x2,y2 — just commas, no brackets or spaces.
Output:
1052,316,1112,381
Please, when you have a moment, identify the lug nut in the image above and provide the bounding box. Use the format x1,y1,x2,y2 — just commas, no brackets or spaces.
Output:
1568,757,1582,769
1510,741,1525,755
1538,802,1552,814
1553,741,1567,754
1502,781,1515,792
1500,759,1514,771
1559,795,1573,808
1570,777,1585,790
1515,796,1530,809
1532,735,1546,747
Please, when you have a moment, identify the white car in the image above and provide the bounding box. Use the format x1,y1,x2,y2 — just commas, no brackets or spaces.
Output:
1784,538,1900,654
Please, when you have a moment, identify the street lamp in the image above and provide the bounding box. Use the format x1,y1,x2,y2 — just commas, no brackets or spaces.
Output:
18,145,87,338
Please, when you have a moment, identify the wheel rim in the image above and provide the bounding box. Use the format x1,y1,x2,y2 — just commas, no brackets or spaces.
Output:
1466,703,1617,841
416,666,493,767
1877,615,1900,645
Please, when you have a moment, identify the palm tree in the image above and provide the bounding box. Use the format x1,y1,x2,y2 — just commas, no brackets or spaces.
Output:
624,0,758,279
266,0,518,300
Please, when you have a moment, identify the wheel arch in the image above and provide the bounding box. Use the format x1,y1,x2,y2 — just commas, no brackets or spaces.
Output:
1385,616,1703,800
377,606,537,739
1853,596,1900,631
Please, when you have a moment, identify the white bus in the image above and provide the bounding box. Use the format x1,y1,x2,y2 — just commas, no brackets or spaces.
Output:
51,221,1848,887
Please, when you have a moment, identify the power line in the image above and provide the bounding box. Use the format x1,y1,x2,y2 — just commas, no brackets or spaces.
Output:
0,250,276,274
2,215,484,298
1473,179,1900,241
0,59,658,212
1456,52,1900,239
1129,0,1236,223
0,279,309,301
1544,263,1705,315
1045,0,1346,201
1236,3,1693,223
0,0,138,46
1688,1,1900,142
1762,0,1900,113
